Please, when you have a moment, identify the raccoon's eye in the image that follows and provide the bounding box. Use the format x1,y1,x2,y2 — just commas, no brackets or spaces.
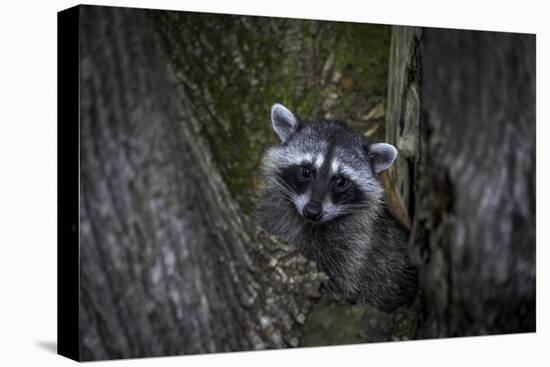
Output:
301,167,313,178
335,176,349,191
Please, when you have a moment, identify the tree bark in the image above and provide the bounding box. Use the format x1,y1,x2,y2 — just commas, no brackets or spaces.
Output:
411,29,536,337
150,11,391,211
385,26,422,221
78,6,325,360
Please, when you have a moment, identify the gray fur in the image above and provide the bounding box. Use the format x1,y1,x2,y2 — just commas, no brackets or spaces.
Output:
368,143,398,175
255,104,417,311
271,103,298,143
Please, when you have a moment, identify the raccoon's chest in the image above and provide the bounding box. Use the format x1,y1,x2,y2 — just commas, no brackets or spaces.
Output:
294,221,371,294
297,224,362,266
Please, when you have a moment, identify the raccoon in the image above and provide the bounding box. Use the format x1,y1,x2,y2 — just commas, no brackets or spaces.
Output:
256,103,417,311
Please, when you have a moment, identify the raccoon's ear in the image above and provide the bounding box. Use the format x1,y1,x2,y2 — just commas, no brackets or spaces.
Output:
367,143,398,175
271,103,298,143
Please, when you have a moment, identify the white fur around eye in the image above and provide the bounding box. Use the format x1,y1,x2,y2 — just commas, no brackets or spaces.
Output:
315,153,325,169
330,158,340,175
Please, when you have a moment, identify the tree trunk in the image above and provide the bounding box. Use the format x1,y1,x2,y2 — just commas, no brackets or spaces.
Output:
385,26,422,221
78,6,325,361
385,28,536,337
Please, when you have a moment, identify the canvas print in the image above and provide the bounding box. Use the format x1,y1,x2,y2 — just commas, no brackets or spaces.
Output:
57,4,536,361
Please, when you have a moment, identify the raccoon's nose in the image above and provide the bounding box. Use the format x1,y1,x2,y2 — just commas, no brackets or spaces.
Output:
303,202,323,221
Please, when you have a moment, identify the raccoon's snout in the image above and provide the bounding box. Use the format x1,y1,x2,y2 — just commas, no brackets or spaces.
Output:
303,201,323,222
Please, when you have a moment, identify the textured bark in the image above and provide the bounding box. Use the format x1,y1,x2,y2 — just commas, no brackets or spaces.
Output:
385,26,422,221
146,11,403,346
78,6,325,361
150,12,391,211
412,29,536,337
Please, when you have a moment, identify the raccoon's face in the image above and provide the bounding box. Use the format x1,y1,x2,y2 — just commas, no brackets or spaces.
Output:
262,103,398,223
